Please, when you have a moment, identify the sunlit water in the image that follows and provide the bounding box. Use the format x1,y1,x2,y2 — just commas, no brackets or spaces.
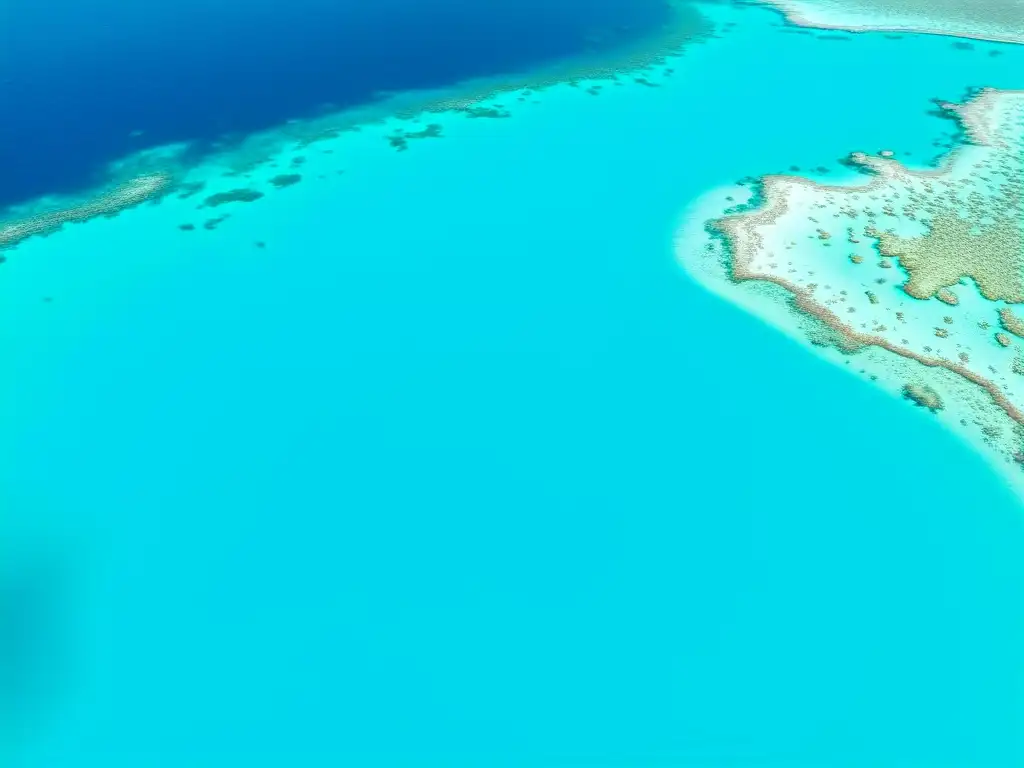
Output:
3,3,1024,765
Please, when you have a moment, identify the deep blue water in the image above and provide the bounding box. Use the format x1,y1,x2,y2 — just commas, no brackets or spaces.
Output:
0,0,674,209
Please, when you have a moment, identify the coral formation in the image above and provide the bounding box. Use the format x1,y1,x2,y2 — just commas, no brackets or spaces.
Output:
696,88,1024,472
0,174,175,252
201,188,265,208
903,382,944,412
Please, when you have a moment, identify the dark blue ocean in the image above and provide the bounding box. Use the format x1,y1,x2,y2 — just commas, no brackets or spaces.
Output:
0,0,673,209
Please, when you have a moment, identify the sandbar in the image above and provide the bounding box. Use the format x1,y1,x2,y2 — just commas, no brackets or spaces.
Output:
762,0,1024,44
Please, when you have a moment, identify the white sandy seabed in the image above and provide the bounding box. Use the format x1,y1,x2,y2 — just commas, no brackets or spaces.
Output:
761,0,1024,45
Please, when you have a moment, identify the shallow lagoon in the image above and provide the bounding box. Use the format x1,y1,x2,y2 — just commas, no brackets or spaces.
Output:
4,2,1024,765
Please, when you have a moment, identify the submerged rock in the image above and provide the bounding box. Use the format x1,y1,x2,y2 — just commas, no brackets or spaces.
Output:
902,383,944,412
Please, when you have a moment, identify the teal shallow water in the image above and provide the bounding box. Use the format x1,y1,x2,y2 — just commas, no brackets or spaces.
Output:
4,4,1024,765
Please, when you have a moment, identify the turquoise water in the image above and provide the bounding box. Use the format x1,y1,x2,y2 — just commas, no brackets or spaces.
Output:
4,3,1024,765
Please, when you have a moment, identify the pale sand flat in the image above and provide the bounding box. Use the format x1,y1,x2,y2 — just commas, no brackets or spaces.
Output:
762,0,1024,44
